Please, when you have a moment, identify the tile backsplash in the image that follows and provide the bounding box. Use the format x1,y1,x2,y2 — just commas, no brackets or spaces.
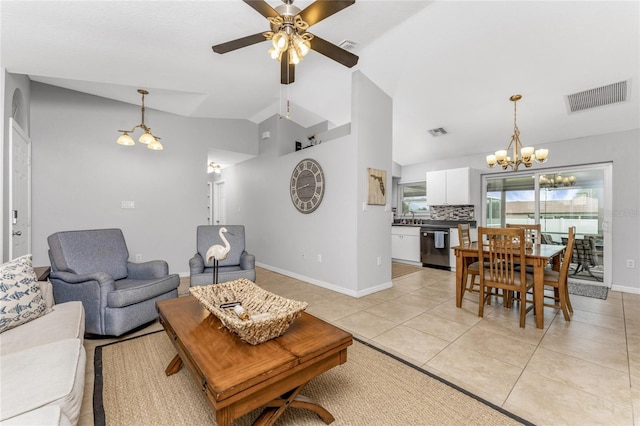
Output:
430,205,475,220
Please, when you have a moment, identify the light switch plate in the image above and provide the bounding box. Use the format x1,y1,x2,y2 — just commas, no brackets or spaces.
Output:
121,201,135,209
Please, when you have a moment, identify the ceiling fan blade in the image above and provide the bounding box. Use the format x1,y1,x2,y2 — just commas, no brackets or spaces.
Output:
309,34,359,68
242,0,279,19
212,33,267,54
281,50,295,85
299,0,355,27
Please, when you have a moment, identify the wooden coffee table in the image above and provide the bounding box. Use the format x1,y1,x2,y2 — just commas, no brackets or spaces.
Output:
157,296,352,426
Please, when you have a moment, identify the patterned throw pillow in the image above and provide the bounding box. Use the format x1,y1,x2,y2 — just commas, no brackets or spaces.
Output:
0,254,47,333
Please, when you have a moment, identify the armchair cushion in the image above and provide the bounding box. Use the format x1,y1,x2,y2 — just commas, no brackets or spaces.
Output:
108,276,180,308
48,229,129,280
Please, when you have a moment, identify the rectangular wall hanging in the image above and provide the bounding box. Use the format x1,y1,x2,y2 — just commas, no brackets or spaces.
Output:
367,168,387,205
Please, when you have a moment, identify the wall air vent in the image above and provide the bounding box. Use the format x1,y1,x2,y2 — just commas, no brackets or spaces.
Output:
428,127,447,137
566,80,629,113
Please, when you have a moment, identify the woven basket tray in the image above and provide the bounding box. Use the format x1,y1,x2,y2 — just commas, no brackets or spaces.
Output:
189,279,308,345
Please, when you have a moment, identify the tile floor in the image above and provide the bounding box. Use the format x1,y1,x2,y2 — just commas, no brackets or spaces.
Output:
80,266,639,426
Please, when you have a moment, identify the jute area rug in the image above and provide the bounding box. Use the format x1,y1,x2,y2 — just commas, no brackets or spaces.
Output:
94,331,530,426
391,262,423,279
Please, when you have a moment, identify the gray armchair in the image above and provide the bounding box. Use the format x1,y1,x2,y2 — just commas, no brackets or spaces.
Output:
47,228,179,337
189,225,256,286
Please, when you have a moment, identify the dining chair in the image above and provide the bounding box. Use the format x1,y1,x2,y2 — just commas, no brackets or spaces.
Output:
506,223,541,246
477,227,534,328
539,226,576,321
458,224,479,294
506,223,542,272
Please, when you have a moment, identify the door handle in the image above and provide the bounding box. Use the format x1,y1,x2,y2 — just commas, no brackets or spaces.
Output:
13,231,22,236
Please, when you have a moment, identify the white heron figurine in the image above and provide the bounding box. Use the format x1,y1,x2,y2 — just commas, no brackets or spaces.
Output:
206,227,232,284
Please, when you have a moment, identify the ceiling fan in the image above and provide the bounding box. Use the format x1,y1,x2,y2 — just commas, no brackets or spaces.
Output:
212,0,359,84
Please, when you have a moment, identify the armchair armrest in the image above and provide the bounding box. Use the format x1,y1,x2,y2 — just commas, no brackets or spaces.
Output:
240,251,255,270
49,270,115,289
127,260,169,279
189,254,205,274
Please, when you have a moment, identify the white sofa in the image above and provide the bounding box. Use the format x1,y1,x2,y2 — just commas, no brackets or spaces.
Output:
0,279,86,425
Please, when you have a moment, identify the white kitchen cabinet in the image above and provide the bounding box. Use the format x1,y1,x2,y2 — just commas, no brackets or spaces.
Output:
391,226,421,263
426,167,471,205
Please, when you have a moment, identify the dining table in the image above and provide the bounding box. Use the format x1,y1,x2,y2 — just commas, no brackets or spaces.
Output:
453,242,566,329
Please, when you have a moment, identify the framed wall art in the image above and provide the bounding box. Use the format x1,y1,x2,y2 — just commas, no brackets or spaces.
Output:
367,168,386,205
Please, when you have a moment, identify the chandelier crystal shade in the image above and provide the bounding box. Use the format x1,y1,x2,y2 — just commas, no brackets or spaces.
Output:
486,95,548,171
116,89,163,151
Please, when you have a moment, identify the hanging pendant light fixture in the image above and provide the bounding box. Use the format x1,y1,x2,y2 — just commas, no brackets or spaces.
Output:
486,94,548,171
116,89,163,150
539,173,577,189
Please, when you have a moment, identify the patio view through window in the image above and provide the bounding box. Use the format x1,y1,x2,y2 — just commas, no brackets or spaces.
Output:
484,164,610,285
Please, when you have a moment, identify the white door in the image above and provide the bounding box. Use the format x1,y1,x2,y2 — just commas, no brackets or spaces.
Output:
213,181,226,225
9,118,31,259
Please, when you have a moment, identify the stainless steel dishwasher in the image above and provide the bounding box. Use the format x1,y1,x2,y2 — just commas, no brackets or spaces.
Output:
420,227,450,269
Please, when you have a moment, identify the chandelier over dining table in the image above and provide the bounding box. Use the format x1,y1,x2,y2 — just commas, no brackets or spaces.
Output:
486,94,548,171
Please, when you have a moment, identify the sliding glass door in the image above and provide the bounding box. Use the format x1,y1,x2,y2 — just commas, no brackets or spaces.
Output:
482,163,611,287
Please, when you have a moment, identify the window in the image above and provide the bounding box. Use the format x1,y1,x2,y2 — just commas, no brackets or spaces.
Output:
482,163,611,286
398,181,428,216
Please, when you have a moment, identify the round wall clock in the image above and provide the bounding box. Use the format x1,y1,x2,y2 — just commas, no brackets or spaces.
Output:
290,158,325,214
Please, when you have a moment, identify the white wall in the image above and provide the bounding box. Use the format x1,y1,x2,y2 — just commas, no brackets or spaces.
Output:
222,71,393,297
400,129,640,293
353,71,393,294
28,82,257,274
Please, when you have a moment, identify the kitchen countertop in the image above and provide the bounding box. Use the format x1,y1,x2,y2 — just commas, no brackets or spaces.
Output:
392,220,477,228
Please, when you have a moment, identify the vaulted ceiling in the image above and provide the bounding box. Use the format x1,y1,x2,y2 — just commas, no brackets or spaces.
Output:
2,1,638,166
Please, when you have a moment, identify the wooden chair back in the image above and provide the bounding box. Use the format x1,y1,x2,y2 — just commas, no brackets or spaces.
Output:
479,227,526,287
506,223,541,246
478,227,534,327
558,226,576,284
458,223,472,247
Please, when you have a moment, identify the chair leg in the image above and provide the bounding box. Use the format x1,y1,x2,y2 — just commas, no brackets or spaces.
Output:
559,287,571,321
461,274,468,298
565,286,574,314
465,272,479,294
478,282,485,318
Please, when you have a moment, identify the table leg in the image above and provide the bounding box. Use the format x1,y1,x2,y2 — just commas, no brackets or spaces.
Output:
455,251,465,308
165,354,183,376
533,259,545,329
253,382,335,426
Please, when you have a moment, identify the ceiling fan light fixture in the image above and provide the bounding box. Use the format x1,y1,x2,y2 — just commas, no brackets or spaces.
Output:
292,33,310,56
272,31,288,50
212,0,359,84
288,45,301,64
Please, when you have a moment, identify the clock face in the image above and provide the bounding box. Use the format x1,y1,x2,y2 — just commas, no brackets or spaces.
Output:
290,159,325,213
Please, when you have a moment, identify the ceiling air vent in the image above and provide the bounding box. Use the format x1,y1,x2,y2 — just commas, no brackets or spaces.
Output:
566,80,629,113
428,127,447,137
338,40,358,50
